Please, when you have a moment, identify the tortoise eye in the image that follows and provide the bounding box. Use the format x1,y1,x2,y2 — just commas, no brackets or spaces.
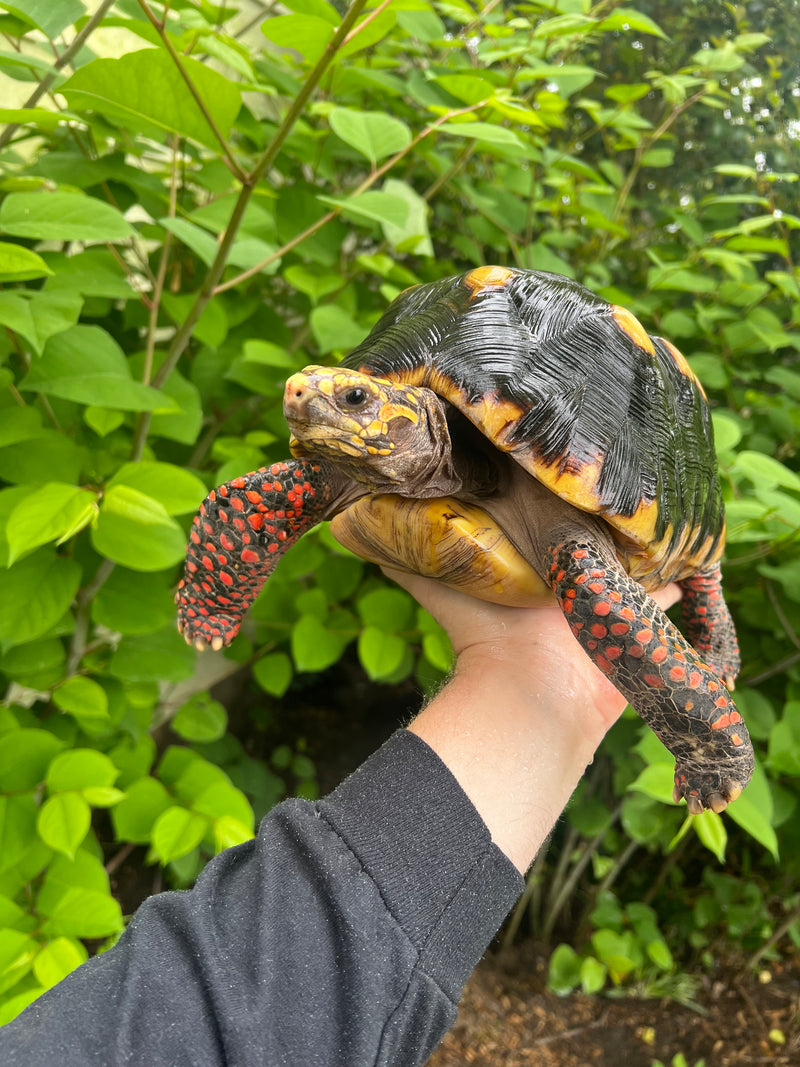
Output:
342,388,368,407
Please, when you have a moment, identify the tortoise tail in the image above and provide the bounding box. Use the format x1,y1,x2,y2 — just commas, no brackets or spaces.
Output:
176,459,337,651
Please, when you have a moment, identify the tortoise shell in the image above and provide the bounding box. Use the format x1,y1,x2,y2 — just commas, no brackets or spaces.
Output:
339,265,724,588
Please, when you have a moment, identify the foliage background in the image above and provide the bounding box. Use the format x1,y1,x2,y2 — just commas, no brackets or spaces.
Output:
0,0,798,1024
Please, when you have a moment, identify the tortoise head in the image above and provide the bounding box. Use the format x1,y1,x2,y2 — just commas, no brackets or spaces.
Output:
283,365,462,496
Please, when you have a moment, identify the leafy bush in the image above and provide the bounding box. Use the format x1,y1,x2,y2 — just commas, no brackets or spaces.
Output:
0,0,798,1021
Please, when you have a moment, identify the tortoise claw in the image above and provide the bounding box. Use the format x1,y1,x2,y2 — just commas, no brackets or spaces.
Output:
673,775,746,813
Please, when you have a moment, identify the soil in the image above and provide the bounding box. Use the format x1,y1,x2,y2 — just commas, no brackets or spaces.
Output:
427,942,800,1066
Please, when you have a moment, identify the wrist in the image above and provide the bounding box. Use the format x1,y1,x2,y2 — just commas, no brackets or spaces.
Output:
409,644,613,873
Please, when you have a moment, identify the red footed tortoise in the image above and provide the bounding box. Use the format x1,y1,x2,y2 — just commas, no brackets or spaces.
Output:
176,265,753,814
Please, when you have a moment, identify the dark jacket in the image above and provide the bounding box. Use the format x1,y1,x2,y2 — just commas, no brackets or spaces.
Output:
0,730,523,1065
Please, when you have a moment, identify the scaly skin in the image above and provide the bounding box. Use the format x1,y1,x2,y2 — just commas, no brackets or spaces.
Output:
546,537,753,813
679,564,740,689
176,459,337,650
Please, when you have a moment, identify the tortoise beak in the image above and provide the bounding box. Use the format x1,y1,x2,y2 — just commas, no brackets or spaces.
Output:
283,372,363,440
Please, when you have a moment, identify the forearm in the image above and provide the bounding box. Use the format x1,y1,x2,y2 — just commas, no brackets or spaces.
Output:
409,644,615,874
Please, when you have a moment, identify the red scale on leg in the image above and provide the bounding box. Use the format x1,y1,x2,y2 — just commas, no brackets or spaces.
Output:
679,564,740,688
176,459,339,651
545,537,753,814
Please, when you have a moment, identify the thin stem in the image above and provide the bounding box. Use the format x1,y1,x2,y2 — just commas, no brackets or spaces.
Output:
342,0,394,45
542,802,622,943
129,0,370,461
611,89,707,223
136,0,246,181
66,558,116,675
744,901,800,973
0,0,117,149
214,103,481,295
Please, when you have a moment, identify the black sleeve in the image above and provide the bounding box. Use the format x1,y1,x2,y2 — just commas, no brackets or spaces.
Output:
0,730,523,1066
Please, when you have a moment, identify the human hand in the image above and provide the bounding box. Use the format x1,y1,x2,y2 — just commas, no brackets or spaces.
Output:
386,568,682,736
383,569,682,872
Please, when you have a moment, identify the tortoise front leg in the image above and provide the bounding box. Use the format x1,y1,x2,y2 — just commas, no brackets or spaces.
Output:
545,536,754,814
679,564,740,690
176,458,341,651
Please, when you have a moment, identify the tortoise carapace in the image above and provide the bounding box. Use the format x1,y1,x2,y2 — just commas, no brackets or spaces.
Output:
176,266,752,813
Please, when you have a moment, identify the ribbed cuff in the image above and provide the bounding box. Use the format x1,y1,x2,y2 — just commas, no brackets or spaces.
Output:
318,729,524,999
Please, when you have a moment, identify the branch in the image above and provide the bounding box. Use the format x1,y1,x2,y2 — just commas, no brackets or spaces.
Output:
136,0,247,181
214,103,482,295
0,0,117,149
129,0,370,466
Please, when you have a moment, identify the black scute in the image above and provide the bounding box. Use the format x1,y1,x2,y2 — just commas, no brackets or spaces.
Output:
342,269,723,546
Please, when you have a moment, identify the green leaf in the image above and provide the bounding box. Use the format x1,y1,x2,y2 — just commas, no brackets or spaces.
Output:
440,122,524,148
5,483,98,564
107,462,207,517
111,778,172,844
108,627,196,684
357,588,414,631
422,630,453,673
0,192,135,243
548,943,581,995
0,549,81,651
39,886,123,939
291,614,348,673
60,50,242,149
261,14,336,65
252,652,293,698
0,795,38,873
91,485,187,572
628,762,676,805
0,241,52,280
191,782,253,830
432,74,495,105
329,108,411,166
20,325,170,411
2,0,85,39
52,677,110,723
213,815,255,852
0,729,64,791
37,793,91,859
319,191,410,229
734,451,800,491
172,694,228,743
32,937,87,991
92,568,175,635
46,749,117,792
282,0,340,24
379,178,433,256
309,304,368,353
358,626,407,680
725,792,779,859
691,809,727,862
151,806,208,864
597,9,667,39
579,955,607,994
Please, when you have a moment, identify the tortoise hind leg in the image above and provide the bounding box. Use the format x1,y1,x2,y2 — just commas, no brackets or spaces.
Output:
545,536,754,814
679,563,740,689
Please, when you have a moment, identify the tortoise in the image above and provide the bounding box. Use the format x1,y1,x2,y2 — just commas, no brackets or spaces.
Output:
176,265,753,814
